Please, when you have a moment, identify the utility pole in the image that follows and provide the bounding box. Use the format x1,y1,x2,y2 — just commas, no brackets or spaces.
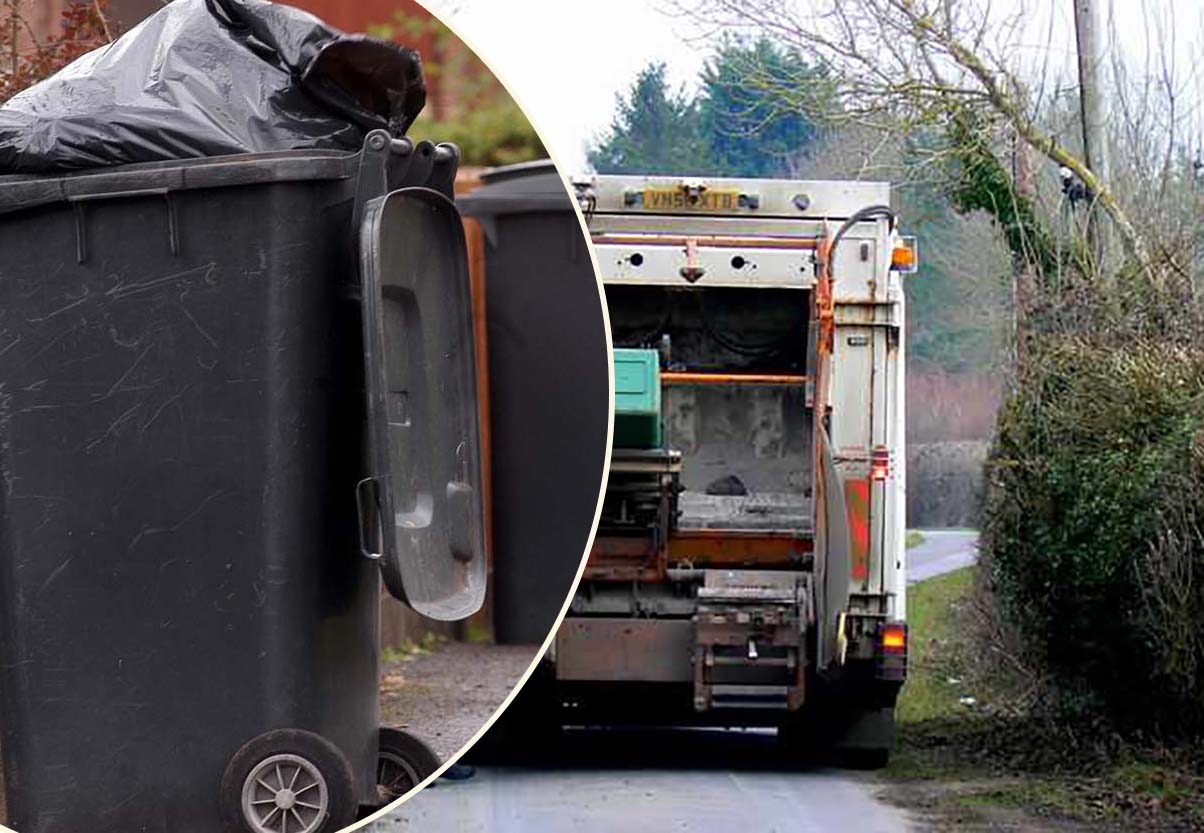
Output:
1074,0,1111,273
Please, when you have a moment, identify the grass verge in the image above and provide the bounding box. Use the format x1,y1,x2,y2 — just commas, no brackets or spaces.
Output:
884,568,1204,831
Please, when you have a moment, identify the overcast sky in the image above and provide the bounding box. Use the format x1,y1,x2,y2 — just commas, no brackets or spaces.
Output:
423,0,706,171
424,0,1203,173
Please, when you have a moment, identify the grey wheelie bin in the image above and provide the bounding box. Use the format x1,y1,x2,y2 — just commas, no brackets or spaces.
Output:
0,131,485,832
458,161,609,644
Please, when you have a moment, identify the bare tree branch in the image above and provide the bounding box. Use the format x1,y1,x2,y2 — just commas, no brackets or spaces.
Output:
670,0,1185,275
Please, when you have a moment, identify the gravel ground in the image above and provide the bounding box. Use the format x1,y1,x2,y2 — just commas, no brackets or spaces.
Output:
380,641,541,762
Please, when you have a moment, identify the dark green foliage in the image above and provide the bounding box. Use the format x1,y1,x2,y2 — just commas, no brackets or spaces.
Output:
983,336,1204,731
697,38,829,178
589,40,826,177
588,63,708,175
947,116,1067,282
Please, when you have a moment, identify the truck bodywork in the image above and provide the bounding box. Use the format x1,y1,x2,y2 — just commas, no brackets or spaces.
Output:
549,174,910,755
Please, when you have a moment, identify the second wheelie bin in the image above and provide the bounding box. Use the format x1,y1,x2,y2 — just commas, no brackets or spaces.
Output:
458,162,610,644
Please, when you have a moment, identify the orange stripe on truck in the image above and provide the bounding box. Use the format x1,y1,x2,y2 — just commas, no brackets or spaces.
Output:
845,478,871,581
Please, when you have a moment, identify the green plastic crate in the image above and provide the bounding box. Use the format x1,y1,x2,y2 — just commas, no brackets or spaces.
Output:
613,348,662,449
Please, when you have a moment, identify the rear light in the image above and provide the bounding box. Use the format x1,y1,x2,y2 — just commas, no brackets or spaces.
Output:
870,446,891,481
891,236,918,273
875,621,908,684
879,622,907,655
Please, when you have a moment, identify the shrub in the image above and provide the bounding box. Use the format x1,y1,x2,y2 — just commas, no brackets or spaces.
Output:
982,335,1204,731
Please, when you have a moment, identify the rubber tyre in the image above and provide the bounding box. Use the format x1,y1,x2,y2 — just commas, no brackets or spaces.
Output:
833,707,895,770
220,728,357,833
775,713,824,769
779,705,893,769
471,665,561,763
376,727,441,806
840,746,891,770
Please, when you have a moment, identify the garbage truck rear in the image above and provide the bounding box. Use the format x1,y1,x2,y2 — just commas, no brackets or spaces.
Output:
548,174,913,764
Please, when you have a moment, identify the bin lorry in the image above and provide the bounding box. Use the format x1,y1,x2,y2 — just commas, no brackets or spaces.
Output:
542,173,914,764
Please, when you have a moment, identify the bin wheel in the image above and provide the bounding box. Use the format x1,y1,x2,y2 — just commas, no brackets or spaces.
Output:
221,728,357,833
377,727,441,805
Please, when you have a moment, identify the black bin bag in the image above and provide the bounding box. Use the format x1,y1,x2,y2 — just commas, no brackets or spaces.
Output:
0,0,426,173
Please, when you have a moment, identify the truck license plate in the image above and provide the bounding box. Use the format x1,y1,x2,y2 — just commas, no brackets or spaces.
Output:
643,187,741,211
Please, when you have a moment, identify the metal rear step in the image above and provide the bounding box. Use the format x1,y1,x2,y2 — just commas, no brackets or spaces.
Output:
693,570,813,712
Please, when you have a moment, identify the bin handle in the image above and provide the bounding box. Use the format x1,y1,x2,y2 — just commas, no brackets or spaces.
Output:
355,476,384,560
66,187,170,203
67,189,180,263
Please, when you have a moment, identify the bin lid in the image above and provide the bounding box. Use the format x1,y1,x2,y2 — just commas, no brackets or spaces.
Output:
358,186,486,621
457,159,574,217
0,148,357,217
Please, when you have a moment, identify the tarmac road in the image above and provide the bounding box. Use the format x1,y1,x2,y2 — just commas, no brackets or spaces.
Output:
370,531,978,833
906,529,979,583
372,728,913,833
